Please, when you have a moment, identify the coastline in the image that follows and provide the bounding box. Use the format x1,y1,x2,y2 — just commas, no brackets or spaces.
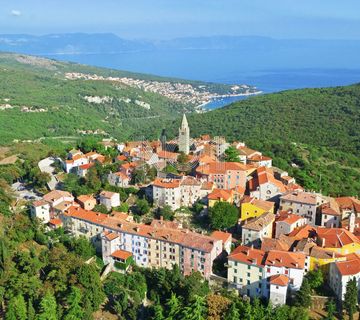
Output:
195,90,263,112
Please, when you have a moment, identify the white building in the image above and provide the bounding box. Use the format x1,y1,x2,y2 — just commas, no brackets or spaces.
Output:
280,192,326,226
329,256,360,301
108,171,130,188
30,200,51,223
99,191,120,210
241,212,275,248
275,212,307,238
152,178,182,210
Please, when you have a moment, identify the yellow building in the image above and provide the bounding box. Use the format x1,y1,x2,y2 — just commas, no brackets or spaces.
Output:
240,196,275,222
308,247,346,274
208,189,234,208
316,227,360,255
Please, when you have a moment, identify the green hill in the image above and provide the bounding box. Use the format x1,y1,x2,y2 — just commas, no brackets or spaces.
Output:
0,52,252,144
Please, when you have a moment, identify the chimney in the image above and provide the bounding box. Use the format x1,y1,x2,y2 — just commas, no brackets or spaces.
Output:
117,223,123,228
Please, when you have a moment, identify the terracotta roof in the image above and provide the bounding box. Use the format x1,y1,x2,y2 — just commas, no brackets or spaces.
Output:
248,154,272,162
336,257,360,276
269,274,289,286
242,212,275,231
229,245,266,266
261,237,293,252
157,150,179,160
32,199,49,207
111,249,132,260
211,231,232,243
248,167,286,192
114,171,129,180
265,250,305,269
66,206,108,225
281,192,321,205
117,155,128,161
153,178,181,189
196,161,251,175
103,231,119,241
181,176,202,186
121,162,138,170
288,225,317,240
43,190,73,203
320,198,341,216
77,195,95,203
276,212,304,225
336,197,360,213
49,218,62,226
309,246,343,260
208,189,233,201
237,146,259,157
67,208,220,253
317,227,360,248
79,163,94,170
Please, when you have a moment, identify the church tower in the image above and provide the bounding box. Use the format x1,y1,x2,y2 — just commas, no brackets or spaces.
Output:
178,113,190,155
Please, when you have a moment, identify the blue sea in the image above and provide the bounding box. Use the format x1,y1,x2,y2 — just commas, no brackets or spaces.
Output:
44,50,360,110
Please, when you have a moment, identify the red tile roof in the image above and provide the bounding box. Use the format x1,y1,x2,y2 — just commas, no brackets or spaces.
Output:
208,189,233,201
228,245,266,266
336,257,360,276
153,178,181,189
336,197,360,213
241,196,275,212
269,274,289,286
211,231,232,244
111,249,132,260
317,227,360,248
265,250,306,269
157,150,179,160
49,218,62,226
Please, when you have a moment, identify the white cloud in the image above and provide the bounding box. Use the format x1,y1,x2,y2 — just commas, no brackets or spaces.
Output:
11,10,22,17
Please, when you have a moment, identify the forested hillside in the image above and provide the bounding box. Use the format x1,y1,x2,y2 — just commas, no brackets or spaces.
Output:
0,53,250,144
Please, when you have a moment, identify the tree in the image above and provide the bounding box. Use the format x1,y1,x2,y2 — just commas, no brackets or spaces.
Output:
177,152,188,164
64,287,83,320
70,236,95,260
27,299,36,320
93,204,109,214
165,293,181,320
38,291,58,320
344,277,358,320
209,202,239,229
135,198,150,215
33,171,51,188
85,167,102,192
181,295,206,320
182,272,210,303
152,303,165,320
295,278,312,309
206,294,231,320
225,302,240,320
157,205,175,221
306,268,323,291
5,295,27,320
325,298,336,320
224,146,240,162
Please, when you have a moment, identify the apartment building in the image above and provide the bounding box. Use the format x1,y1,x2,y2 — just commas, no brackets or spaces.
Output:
61,206,223,279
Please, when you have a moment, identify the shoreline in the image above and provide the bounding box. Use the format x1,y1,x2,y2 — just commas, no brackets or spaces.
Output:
195,90,263,111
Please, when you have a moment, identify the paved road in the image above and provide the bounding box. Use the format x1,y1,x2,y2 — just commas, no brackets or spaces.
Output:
11,182,42,201
38,157,60,190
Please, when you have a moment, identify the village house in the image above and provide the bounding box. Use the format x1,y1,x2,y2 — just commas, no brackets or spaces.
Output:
42,190,75,214
329,254,360,301
108,171,130,188
320,198,341,228
335,197,360,219
211,231,232,254
30,200,51,223
77,195,97,211
227,245,306,304
240,196,275,222
247,154,273,168
196,161,253,190
280,191,326,226
248,167,287,201
99,191,121,210
275,211,307,238
241,212,275,248
207,189,234,207
152,178,182,210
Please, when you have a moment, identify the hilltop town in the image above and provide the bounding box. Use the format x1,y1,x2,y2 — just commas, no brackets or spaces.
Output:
25,114,360,312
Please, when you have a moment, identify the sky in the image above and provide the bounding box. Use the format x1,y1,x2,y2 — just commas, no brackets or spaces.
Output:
1,0,360,40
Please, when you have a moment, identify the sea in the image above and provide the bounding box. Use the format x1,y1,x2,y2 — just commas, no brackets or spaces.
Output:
44,50,360,110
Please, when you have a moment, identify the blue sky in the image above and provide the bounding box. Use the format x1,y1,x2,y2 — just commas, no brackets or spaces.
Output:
1,0,360,39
